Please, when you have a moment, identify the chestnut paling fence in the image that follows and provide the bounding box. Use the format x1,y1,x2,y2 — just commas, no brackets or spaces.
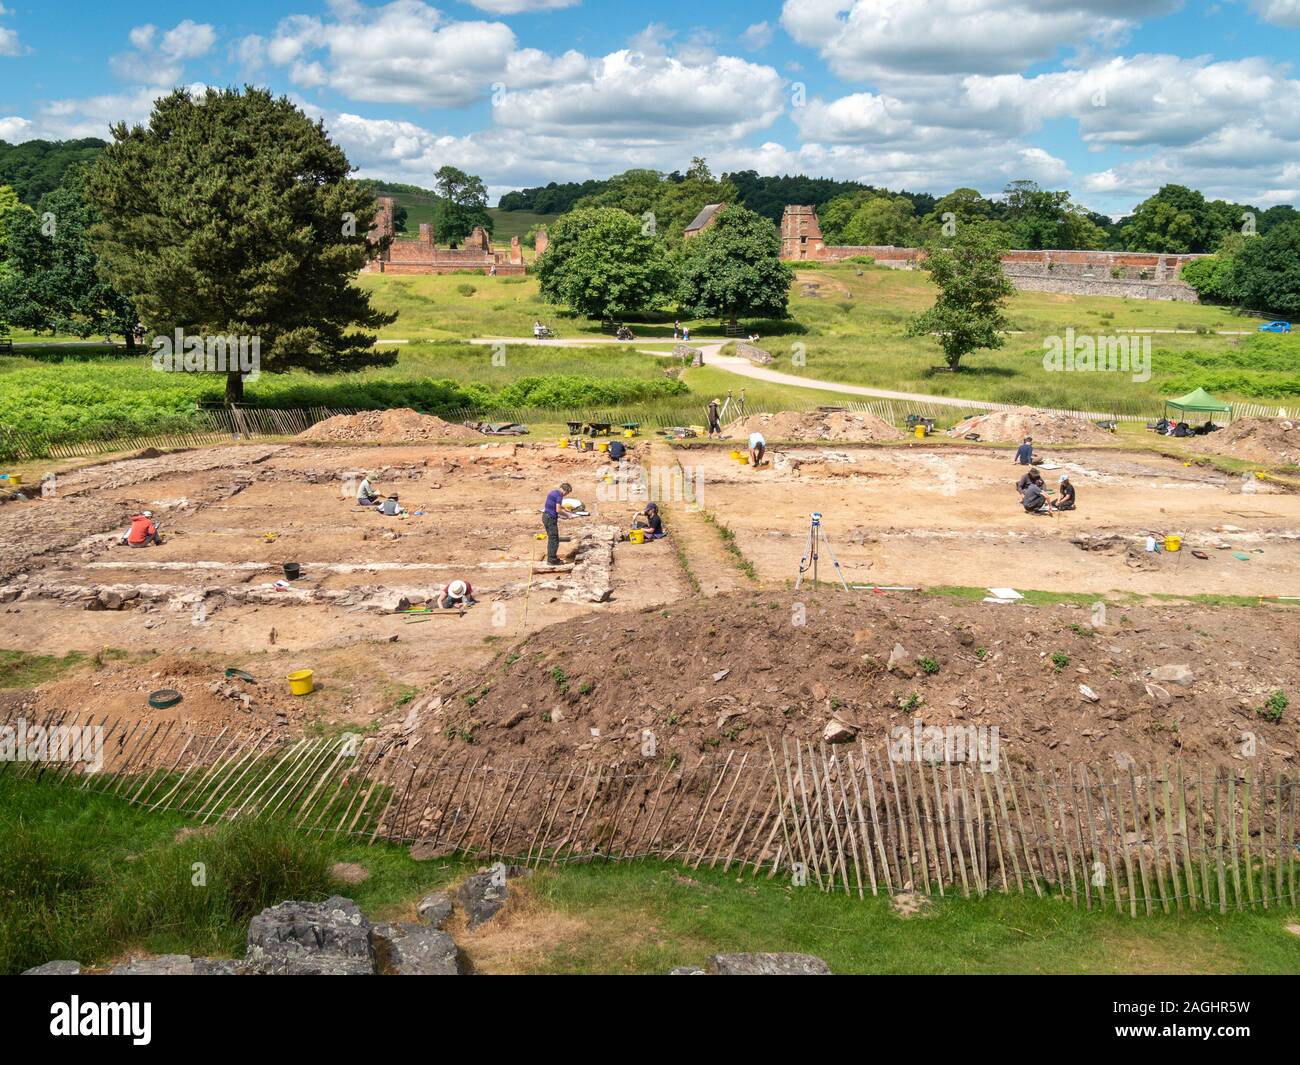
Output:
4,710,1297,915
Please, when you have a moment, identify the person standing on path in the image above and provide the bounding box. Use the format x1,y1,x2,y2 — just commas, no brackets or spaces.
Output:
541,481,574,566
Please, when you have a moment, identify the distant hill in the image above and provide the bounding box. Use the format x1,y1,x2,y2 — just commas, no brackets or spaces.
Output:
0,138,108,205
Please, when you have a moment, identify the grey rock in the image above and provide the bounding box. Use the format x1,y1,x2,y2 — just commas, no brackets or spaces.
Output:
669,966,705,975
886,643,912,675
706,953,832,975
110,954,238,975
1149,664,1194,686
244,896,375,975
822,719,856,744
416,891,453,929
373,922,461,975
457,868,509,929
23,960,81,975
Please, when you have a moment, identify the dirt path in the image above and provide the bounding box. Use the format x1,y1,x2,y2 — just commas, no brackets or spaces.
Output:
648,441,753,597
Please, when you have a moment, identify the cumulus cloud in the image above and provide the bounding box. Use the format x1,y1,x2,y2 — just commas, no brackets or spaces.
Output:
1250,0,1300,27
779,0,1180,79
111,20,216,86
0,1,26,57
259,0,586,108
463,0,580,11
742,21,774,50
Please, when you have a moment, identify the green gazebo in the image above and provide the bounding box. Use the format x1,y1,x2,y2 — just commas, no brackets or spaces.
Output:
1163,387,1232,425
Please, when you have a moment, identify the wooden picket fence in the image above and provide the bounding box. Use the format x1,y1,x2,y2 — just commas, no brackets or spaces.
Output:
5,711,1295,914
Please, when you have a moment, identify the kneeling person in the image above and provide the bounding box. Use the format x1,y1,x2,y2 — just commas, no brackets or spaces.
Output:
1056,474,1076,510
437,579,476,609
125,510,162,547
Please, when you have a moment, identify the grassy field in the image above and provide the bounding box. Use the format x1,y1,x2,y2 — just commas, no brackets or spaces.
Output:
3,774,1296,975
5,266,1298,457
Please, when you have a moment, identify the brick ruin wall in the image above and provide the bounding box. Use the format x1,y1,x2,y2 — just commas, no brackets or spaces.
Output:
779,205,1206,302
362,198,526,275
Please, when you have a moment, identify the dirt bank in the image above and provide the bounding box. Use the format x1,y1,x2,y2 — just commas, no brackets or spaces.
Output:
722,410,903,443
297,408,482,444
948,407,1112,444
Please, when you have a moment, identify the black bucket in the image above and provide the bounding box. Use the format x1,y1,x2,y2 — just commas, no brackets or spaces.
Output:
282,562,301,581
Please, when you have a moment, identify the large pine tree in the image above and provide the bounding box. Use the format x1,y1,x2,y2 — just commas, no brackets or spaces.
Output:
85,87,396,404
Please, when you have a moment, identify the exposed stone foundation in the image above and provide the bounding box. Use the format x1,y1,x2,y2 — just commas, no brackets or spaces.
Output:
363,197,525,275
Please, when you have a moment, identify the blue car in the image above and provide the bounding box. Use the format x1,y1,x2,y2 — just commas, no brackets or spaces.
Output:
1258,320,1291,333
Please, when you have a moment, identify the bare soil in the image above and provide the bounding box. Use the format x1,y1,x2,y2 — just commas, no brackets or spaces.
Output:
1186,417,1300,468
723,409,903,442
297,408,482,443
948,407,1112,444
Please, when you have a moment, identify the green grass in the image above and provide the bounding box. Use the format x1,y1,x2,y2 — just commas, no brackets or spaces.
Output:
4,774,1296,975
0,647,133,687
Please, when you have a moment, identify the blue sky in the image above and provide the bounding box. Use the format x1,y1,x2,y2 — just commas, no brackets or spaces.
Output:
1,0,1298,216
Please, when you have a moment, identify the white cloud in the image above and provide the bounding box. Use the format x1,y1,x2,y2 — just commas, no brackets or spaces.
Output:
112,20,216,86
742,21,774,50
1251,0,1300,27
779,0,1180,80
0,115,33,140
463,0,580,11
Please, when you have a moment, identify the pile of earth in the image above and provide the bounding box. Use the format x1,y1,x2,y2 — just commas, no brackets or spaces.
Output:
948,407,1111,444
722,410,903,443
392,591,1299,778
12,652,310,734
298,409,481,444
1188,418,1300,467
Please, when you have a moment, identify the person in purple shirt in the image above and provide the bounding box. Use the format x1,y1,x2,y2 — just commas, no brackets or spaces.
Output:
541,481,573,565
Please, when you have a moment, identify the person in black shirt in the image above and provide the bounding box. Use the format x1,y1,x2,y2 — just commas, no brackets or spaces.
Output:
636,502,665,539
1016,468,1044,494
1056,474,1076,510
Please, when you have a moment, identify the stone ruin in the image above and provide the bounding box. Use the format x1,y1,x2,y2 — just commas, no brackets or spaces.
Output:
777,204,1205,302
362,197,526,276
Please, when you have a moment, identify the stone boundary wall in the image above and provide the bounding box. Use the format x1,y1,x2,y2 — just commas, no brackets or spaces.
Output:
779,205,1206,301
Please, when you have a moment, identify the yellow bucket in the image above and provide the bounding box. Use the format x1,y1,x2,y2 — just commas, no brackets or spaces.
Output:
597,440,609,452
737,454,749,465
729,450,741,460
287,669,314,696
914,425,926,439
558,438,569,448
1164,535,1183,553
0,473,21,486
628,528,646,545
623,429,635,438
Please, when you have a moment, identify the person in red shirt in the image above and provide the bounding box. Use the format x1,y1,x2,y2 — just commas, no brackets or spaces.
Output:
436,579,475,609
125,511,161,547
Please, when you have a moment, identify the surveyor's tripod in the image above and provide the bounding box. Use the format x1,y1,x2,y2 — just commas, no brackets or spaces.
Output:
795,511,849,591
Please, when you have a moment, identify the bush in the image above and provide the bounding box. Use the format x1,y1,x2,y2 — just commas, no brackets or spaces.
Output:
456,284,476,297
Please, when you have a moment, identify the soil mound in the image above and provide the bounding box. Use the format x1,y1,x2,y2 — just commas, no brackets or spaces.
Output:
948,406,1111,444
1190,418,1300,467
722,409,903,442
298,408,480,444
394,592,1299,776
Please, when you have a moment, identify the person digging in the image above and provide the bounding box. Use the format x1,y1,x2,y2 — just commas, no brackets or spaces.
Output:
1020,479,1054,515
1014,435,1042,466
124,510,163,547
1015,467,1044,494
629,501,666,540
355,472,380,506
436,579,477,610
541,481,575,566
1055,474,1077,511
377,493,406,516
748,431,767,468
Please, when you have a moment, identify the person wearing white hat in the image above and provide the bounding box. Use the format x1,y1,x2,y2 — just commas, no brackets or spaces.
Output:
436,579,476,610
1056,474,1076,511
124,510,162,547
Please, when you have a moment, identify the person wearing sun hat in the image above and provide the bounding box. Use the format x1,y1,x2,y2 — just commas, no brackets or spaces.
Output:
436,579,476,609
707,397,722,438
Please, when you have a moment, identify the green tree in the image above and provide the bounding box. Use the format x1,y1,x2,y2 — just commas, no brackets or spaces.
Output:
678,205,793,325
837,195,921,246
536,207,677,320
1121,184,1229,253
84,87,396,404
1228,220,1300,317
432,165,491,245
1000,180,1106,250
0,174,138,346
906,226,1014,371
